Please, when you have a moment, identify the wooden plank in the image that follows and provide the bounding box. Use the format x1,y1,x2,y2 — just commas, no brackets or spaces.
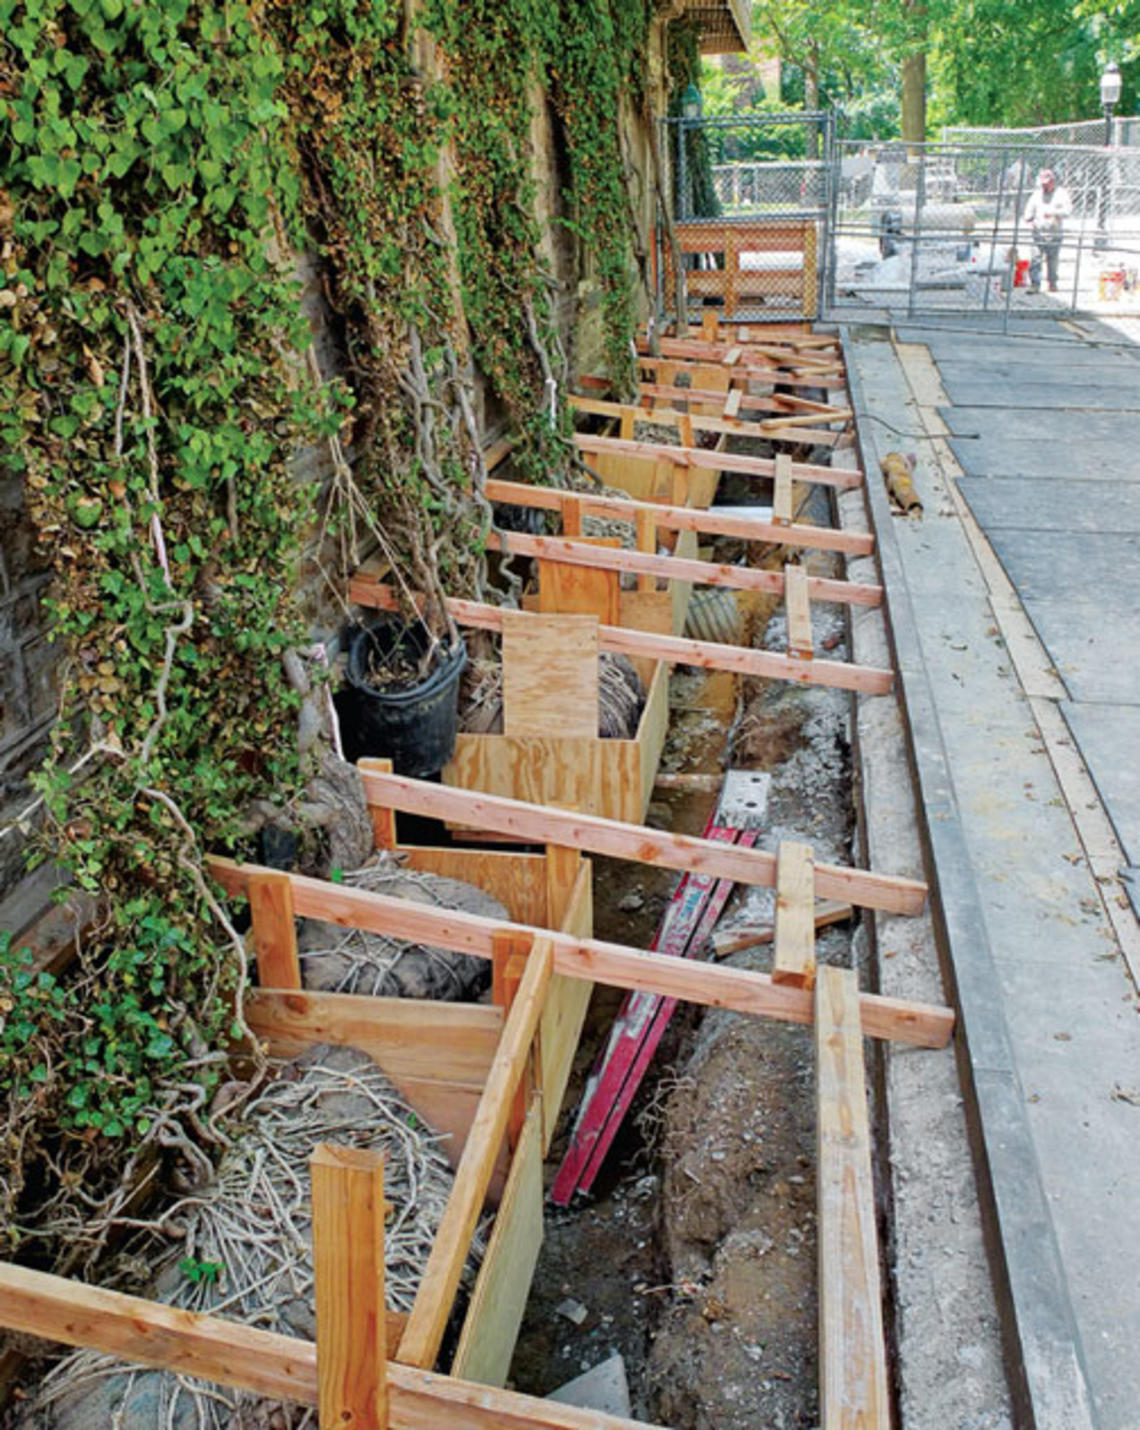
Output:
358,756,398,849
816,966,890,1430
633,379,852,428
398,936,555,1371
723,386,743,419
540,858,595,1148
637,659,671,815
638,346,847,393
0,1263,660,1429
570,394,843,450
492,529,882,608
451,1099,544,1387
248,869,300,990
713,899,853,956
312,1144,387,1429
537,545,621,625
785,563,814,659
502,610,599,738
401,847,549,928
773,453,794,527
562,494,584,537
573,427,862,490
492,931,535,1150
635,507,656,593
346,775,926,915
210,859,952,1048
485,477,875,558
247,990,501,1085
445,735,632,824
773,841,817,989
351,581,893,696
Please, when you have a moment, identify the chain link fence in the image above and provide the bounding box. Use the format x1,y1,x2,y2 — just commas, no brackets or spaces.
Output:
826,136,1140,325
659,113,832,322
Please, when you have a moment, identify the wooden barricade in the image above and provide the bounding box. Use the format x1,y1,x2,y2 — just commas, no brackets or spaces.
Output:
662,218,821,320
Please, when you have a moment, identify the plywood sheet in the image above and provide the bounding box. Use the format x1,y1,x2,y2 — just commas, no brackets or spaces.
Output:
502,610,599,738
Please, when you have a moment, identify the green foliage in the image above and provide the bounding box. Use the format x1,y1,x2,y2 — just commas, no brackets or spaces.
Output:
0,0,320,1257
549,0,647,391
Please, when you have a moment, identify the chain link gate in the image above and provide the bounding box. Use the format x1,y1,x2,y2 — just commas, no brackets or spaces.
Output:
824,135,1140,327
657,111,834,324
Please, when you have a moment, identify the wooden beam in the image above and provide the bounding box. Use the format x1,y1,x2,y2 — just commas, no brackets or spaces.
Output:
485,478,874,558
358,756,398,849
248,869,300,990
638,344,848,393
209,857,951,1049
398,935,555,1370
816,966,890,1429
632,379,852,429
348,775,924,914
713,900,853,957
246,989,502,1085
312,1144,388,1429
773,841,816,989
487,529,882,609
574,428,862,490
785,564,814,659
571,395,844,451
347,581,893,697
773,452,794,527
0,1263,659,1429
208,857,949,1052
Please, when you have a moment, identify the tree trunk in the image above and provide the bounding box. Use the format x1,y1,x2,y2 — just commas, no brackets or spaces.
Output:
901,50,926,145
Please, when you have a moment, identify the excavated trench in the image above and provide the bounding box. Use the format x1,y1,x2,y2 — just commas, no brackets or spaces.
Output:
510,465,864,1428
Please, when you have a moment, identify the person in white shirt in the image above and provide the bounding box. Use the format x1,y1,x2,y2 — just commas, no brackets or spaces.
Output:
1022,168,1072,293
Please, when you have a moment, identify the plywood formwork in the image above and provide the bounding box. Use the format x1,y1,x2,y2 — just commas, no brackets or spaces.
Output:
0,761,944,1426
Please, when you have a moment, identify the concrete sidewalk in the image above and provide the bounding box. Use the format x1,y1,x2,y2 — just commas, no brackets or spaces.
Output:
844,320,1140,1430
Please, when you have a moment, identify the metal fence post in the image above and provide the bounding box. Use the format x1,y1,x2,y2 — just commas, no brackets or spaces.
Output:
907,148,927,320
1004,154,1029,334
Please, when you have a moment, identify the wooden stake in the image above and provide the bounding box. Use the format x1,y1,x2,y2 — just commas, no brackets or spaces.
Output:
312,1144,388,1430
773,841,817,989
785,564,814,660
816,967,889,1429
358,757,398,850
398,936,555,1370
248,869,300,990
773,453,794,527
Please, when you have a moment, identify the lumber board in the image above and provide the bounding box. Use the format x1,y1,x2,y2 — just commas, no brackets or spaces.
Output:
359,756,399,848
402,847,550,928
713,900,853,956
248,869,300,989
0,1263,658,1429
632,379,852,428
503,610,599,738
540,858,595,1148
349,581,894,696
247,990,501,1085
490,530,883,608
573,428,862,489
638,657,672,815
451,1099,544,1386
773,452,795,526
572,393,842,447
311,1144,387,1428
773,841,816,989
638,344,847,392
485,477,874,557
585,447,677,505
398,937,555,1371
210,858,951,1048
785,563,814,659
536,542,621,625
815,966,890,1429
445,733,642,824
349,775,926,914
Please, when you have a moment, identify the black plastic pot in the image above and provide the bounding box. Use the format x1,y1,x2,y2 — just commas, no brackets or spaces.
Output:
337,618,467,777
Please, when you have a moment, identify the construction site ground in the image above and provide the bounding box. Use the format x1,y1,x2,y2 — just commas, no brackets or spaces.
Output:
845,314,1140,1430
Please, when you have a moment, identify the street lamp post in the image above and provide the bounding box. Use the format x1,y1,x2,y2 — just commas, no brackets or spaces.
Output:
1095,62,1122,252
